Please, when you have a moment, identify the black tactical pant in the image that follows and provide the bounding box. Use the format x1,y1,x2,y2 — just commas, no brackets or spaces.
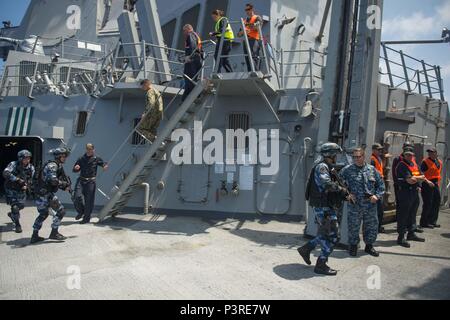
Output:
182,59,202,102
397,186,420,235
420,182,441,226
376,199,384,229
244,38,261,72
74,178,96,222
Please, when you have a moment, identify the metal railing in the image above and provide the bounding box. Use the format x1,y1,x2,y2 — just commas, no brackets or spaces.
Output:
0,58,103,99
380,43,445,101
277,47,327,90
213,20,271,76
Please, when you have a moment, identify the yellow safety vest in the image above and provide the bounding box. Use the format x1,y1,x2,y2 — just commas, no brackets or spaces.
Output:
215,17,235,41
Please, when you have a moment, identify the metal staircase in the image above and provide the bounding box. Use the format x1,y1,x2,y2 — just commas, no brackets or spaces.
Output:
97,80,210,222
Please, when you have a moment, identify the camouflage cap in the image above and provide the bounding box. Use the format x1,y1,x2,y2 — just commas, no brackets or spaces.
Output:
372,143,383,150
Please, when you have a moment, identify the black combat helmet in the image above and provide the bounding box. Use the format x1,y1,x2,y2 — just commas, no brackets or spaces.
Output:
51,147,71,159
17,150,32,161
320,143,343,158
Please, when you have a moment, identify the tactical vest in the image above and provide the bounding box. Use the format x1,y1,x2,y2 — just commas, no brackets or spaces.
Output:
306,164,331,208
245,15,260,40
215,17,235,40
423,158,442,181
33,161,64,195
4,161,34,191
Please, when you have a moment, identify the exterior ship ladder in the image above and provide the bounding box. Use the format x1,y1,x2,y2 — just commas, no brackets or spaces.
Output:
97,80,209,222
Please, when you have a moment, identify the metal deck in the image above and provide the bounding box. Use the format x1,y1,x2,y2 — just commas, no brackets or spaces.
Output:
1,202,449,300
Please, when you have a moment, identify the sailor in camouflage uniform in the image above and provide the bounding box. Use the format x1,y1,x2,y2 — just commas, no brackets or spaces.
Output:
2,150,35,233
298,143,350,276
31,148,72,244
340,148,385,257
137,79,163,142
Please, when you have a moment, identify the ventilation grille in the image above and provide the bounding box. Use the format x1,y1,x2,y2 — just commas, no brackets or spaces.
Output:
228,113,250,131
228,113,250,150
75,111,88,136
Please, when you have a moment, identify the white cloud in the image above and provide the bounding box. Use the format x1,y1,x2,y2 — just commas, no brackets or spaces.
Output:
382,12,435,40
383,2,450,41
437,1,450,24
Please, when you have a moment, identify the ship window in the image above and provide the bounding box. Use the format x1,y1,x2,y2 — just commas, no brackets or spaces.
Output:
177,4,201,50
132,118,147,145
202,0,229,40
75,111,88,136
228,113,250,149
162,18,177,48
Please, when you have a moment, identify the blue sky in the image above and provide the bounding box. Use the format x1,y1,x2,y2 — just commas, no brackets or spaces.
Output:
1,0,449,100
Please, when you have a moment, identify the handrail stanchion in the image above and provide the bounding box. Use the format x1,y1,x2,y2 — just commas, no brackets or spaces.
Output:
142,40,147,79
435,65,445,101
309,48,314,89
421,59,432,98
280,48,284,89
417,70,422,95
214,29,226,74
241,18,256,73
257,22,270,76
382,43,394,87
399,50,411,92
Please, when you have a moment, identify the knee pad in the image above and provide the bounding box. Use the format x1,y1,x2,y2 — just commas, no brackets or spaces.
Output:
11,204,21,214
37,208,50,219
56,208,66,220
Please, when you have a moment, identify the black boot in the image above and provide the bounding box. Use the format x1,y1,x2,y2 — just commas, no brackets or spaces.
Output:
397,235,411,248
75,213,84,221
15,223,22,234
314,258,337,276
407,232,425,242
414,227,424,233
365,245,379,257
30,230,45,244
8,212,22,233
7,212,14,223
49,228,67,241
349,245,358,257
297,243,314,265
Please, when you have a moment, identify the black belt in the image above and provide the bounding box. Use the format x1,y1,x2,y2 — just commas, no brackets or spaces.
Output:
80,177,96,181
398,185,417,191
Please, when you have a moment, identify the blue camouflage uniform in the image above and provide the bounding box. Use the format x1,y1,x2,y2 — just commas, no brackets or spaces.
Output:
340,163,385,246
33,161,69,231
307,162,340,261
3,161,35,225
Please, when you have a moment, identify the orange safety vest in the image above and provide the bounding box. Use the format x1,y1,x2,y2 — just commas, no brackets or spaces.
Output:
371,154,384,178
399,160,421,177
194,32,202,51
245,15,261,40
423,158,442,181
